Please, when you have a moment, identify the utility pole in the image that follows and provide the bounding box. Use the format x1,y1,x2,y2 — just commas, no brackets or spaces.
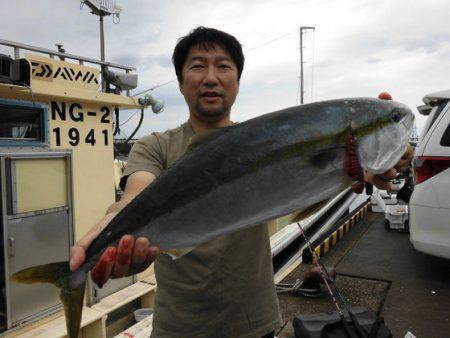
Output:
299,26,315,104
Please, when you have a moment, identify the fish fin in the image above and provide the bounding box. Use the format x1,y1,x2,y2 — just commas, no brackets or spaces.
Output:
310,146,343,171
346,132,365,193
11,261,70,286
60,275,86,338
186,129,223,152
11,261,87,338
291,200,329,223
162,247,194,259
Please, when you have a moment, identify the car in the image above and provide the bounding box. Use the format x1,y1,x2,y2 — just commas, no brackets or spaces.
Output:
409,90,450,259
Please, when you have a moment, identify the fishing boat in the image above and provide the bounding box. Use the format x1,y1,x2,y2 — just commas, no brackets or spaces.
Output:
0,11,366,338
2,3,448,338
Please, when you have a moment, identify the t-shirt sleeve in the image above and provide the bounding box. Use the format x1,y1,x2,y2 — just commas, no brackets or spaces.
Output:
120,134,166,190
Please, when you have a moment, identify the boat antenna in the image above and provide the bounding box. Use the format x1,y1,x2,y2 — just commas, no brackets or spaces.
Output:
80,0,122,92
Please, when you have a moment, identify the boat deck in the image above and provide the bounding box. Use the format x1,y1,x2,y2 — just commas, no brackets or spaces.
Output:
276,212,450,338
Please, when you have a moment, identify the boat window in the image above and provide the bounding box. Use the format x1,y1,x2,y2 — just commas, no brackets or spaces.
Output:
0,104,45,142
441,123,450,147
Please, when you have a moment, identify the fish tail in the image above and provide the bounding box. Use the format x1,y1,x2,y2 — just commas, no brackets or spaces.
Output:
11,261,87,338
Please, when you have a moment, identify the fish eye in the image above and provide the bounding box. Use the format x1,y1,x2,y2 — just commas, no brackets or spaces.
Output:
391,109,403,123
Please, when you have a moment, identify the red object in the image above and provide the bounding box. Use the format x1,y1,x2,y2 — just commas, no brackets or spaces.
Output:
413,156,450,184
346,133,364,193
90,247,116,287
378,92,392,100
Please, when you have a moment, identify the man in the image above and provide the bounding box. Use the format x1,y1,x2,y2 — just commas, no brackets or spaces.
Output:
70,27,413,338
71,27,281,338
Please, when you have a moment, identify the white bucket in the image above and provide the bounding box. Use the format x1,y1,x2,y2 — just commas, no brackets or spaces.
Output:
134,308,153,322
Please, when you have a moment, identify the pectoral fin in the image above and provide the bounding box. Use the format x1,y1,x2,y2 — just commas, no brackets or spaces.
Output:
186,129,223,153
162,247,194,259
11,261,87,338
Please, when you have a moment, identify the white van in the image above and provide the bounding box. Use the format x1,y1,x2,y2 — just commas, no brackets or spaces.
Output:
410,90,450,259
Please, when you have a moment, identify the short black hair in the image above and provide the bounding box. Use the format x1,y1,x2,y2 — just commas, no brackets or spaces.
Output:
172,26,244,83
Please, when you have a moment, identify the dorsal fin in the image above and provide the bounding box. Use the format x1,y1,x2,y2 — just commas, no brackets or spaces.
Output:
186,128,224,153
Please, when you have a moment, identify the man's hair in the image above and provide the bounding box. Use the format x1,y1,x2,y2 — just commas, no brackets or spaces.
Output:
172,26,244,83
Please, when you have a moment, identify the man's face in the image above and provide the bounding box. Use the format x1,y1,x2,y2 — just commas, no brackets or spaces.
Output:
179,44,239,122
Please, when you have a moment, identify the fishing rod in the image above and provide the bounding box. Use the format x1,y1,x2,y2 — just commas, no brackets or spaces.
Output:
297,221,368,338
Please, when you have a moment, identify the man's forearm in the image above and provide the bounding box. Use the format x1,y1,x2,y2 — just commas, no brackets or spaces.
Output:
106,197,132,215
106,171,156,216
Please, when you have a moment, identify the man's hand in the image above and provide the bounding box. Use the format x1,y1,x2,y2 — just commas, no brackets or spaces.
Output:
364,144,414,190
69,214,159,287
69,171,159,287
364,92,414,191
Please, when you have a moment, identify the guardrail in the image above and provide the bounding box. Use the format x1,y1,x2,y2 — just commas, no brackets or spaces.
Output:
0,39,135,71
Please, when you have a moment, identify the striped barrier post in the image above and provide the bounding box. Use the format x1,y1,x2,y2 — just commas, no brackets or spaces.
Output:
302,201,371,263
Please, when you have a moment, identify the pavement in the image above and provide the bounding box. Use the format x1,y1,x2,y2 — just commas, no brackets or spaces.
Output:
277,212,450,338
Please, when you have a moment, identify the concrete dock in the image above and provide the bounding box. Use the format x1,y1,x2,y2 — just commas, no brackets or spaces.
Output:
277,212,450,338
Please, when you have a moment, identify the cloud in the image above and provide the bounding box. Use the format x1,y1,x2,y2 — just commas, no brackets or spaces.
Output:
2,0,450,136
367,57,382,64
147,53,173,69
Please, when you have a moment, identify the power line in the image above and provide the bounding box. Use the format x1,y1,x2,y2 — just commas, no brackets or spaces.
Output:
119,109,140,126
132,78,178,97
133,31,294,96
246,32,293,52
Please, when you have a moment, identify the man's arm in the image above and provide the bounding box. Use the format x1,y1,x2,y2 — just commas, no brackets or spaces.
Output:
69,171,159,287
107,171,156,213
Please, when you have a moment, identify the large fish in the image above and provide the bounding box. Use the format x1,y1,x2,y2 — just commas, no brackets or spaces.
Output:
12,98,414,337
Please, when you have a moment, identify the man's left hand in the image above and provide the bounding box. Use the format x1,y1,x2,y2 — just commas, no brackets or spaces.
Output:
364,144,414,190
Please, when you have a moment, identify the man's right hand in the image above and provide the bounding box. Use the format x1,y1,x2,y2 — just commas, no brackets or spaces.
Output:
69,171,159,287
70,223,159,287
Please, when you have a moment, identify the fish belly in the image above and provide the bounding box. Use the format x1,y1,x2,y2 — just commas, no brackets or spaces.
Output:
137,149,350,250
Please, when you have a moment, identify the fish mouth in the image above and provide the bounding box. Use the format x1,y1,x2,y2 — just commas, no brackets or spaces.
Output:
358,110,414,175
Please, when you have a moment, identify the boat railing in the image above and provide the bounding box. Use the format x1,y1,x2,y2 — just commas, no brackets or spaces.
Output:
0,39,135,71
0,38,136,95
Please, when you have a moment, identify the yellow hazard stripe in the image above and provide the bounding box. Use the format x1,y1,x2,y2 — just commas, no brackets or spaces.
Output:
307,201,371,263
313,246,321,263
332,231,338,245
323,238,330,252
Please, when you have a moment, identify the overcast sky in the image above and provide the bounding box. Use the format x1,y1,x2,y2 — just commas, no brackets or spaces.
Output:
2,0,449,138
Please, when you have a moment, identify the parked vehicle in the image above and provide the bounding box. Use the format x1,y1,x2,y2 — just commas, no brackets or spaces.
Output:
410,90,450,259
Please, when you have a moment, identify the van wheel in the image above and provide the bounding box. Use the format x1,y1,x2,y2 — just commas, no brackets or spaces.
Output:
403,220,410,233
384,220,391,230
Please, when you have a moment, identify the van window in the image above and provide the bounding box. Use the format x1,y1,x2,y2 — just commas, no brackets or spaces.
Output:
441,123,450,147
423,100,449,137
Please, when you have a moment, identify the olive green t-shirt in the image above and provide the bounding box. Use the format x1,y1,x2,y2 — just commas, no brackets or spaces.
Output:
121,122,282,338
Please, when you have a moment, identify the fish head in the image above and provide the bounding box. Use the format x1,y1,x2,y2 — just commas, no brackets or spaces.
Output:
350,98,415,174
